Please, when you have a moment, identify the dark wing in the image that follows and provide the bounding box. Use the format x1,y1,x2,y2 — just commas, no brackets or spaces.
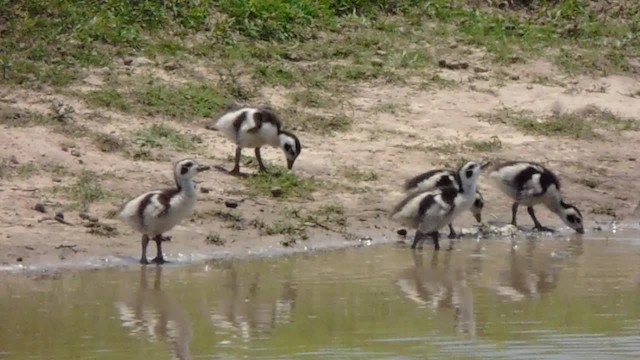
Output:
157,188,180,218
403,169,452,191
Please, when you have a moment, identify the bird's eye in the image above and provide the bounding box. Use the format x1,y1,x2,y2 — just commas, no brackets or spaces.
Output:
465,170,473,178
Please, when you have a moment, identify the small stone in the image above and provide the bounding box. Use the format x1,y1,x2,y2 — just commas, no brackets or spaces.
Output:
526,84,534,90
371,58,384,66
79,213,98,222
164,63,180,71
397,228,408,236
510,74,520,81
438,59,469,70
200,186,211,194
70,149,81,157
78,159,84,164
61,146,68,152
55,211,65,220
271,187,283,197
375,50,387,56
9,155,18,164
34,202,46,213
224,200,239,209
52,178,62,183
16,257,22,262
473,66,489,73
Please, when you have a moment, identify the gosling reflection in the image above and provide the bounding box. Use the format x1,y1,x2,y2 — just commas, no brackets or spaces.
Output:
494,235,584,301
114,266,192,360
210,264,297,343
395,251,477,337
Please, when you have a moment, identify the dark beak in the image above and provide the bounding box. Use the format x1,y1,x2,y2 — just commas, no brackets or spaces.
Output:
480,159,491,170
197,164,211,172
287,158,295,170
474,213,482,223
576,227,585,234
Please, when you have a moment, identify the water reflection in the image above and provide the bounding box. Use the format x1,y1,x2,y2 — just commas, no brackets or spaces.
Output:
114,266,193,360
395,251,477,338
209,262,297,343
494,235,583,301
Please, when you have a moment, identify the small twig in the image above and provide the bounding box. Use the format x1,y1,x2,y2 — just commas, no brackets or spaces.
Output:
55,244,78,253
11,187,38,192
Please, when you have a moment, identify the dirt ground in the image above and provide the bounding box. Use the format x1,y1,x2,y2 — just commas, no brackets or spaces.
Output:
1,59,639,273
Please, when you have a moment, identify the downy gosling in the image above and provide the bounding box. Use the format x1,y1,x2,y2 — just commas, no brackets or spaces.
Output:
404,167,485,239
488,160,584,234
391,160,489,251
118,159,210,264
205,103,302,176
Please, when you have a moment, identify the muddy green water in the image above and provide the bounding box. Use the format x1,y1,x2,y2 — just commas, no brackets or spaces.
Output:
2,230,640,359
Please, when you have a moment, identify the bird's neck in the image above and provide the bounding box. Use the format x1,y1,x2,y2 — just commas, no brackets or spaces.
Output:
175,177,196,197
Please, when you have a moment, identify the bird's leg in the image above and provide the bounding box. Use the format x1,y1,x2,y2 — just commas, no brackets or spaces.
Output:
511,202,519,227
448,223,458,239
431,232,441,251
527,206,555,232
151,235,168,264
411,230,424,250
140,234,150,265
255,147,268,173
228,147,242,176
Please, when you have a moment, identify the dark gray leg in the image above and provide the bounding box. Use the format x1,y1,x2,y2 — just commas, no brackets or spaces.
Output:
255,147,267,172
527,206,555,232
229,147,242,176
511,202,519,226
448,223,458,239
411,230,423,249
140,234,150,265
151,235,168,264
431,232,441,251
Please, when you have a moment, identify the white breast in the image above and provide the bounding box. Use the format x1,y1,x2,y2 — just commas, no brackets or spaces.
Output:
119,189,197,237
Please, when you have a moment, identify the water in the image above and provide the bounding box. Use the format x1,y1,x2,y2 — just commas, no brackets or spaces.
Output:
1,228,640,359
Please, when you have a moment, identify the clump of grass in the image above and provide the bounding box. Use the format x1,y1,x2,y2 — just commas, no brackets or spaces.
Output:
57,171,109,210
132,82,229,120
93,133,126,153
133,124,196,151
373,102,404,114
341,166,379,182
86,221,119,237
205,233,226,246
289,89,336,108
479,106,638,140
281,108,352,134
463,136,503,152
244,166,316,199
84,89,130,112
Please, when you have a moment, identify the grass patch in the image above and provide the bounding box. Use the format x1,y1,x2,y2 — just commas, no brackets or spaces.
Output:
84,89,130,112
93,133,126,153
480,106,638,140
289,89,336,108
133,124,196,152
244,166,316,199
86,221,119,237
281,108,352,134
341,166,379,182
463,136,503,152
56,171,109,210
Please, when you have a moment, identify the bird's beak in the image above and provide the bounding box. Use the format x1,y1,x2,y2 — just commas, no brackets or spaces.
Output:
287,158,295,170
474,213,482,223
576,227,585,234
197,164,211,172
480,159,491,169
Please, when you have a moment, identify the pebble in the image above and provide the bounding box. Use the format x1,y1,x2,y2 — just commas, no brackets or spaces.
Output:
224,200,239,209
34,202,46,213
397,228,408,236
55,211,65,220
200,186,211,194
371,58,384,66
79,213,98,222
271,187,283,197
70,149,81,157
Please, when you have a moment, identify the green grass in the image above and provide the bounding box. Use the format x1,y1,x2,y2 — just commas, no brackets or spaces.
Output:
84,82,230,120
480,106,638,140
133,124,196,152
280,108,353,134
464,136,503,152
341,166,379,182
56,171,110,210
244,166,317,199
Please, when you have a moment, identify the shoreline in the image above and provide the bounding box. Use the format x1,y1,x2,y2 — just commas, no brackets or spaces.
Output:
1,219,633,279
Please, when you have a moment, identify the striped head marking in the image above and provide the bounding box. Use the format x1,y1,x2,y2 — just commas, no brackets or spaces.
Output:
559,201,584,234
174,159,210,183
279,131,302,170
459,160,487,183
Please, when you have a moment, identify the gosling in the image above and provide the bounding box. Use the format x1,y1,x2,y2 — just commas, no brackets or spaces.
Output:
118,159,210,264
488,160,584,234
391,160,488,250
205,103,302,176
404,167,485,238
